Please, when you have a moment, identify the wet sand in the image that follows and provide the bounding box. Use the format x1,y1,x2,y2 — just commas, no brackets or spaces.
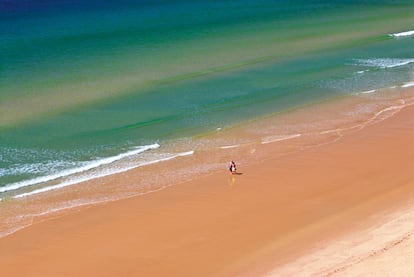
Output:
1,103,414,276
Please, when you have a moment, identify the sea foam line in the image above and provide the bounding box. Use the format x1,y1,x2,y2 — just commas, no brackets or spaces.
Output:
355,58,414,69
220,145,239,149
353,89,376,96
261,134,302,144
401,82,414,88
360,89,376,94
0,144,160,194
13,150,194,199
389,30,414,37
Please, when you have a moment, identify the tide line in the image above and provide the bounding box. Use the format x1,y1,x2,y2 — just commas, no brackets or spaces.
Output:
220,144,246,149
320,98,413,138
261,134,302,144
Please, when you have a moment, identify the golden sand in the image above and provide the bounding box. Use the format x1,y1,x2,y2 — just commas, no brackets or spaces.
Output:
1,100,414,276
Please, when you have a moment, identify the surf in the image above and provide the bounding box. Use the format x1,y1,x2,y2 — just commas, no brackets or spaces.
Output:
13,149,194,199
389,30,414,38
354,58,414,69
0,144,160,194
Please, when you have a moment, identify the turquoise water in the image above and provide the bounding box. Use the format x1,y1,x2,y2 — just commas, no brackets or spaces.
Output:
1,1,414,198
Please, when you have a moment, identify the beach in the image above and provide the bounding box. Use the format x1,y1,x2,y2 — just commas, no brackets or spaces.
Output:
1,93,414,276
2,1,414,276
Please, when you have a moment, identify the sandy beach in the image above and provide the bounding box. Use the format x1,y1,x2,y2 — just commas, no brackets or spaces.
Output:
1,100,414,276
3,2,414,276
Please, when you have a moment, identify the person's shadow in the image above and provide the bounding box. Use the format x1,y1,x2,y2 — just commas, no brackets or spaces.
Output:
232,172,243,175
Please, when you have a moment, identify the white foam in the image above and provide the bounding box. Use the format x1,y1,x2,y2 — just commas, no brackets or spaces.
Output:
220,144,242,149
0,144,160,194
13,150,194,199
389,30,414,37
360,89,376,94
261,134,301,144
355,58,414,69
401,82,414,88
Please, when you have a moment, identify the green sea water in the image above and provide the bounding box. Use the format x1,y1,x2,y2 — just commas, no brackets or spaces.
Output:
1,1,414,198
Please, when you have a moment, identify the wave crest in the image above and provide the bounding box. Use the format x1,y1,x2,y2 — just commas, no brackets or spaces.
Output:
0,144,160,194
354,58,414,69
389,30,414,38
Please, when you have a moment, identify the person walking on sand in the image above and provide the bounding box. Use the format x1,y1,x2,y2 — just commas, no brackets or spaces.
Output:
229,160,236,174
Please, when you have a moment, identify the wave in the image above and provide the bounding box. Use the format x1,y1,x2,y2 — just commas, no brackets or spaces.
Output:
0,143,160,194
401,82,414,88
0,160,81,178
13,150,194,199
354,58,414,69
389,30,414,38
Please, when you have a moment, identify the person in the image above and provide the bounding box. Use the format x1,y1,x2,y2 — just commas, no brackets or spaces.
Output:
229,160,236,174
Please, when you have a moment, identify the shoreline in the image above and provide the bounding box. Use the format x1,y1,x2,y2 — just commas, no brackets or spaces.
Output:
1,90,414,275
2,83,412,202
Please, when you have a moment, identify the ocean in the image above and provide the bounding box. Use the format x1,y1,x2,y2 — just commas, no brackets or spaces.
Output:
1,0,414,236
